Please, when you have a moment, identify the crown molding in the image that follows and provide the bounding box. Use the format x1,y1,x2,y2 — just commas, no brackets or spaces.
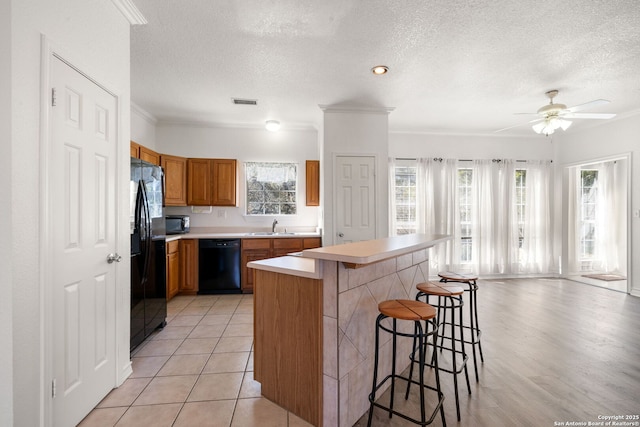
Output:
318,104,395,115
111,0,147,25
157,119,318,132
130,102,157,124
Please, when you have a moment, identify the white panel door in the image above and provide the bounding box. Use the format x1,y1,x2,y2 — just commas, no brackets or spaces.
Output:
50,56,118,427
335,156,376,244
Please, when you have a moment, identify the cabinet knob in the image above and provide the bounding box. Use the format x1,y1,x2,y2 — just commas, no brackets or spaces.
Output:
337,232,344,238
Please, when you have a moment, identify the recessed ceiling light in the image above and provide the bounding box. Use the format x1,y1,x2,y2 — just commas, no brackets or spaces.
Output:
371,65,389,75
265,120,281,131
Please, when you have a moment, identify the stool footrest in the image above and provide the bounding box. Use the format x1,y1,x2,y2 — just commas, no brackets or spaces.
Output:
369,374,445,426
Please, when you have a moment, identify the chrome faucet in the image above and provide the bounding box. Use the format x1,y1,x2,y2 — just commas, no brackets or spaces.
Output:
272,219,278,233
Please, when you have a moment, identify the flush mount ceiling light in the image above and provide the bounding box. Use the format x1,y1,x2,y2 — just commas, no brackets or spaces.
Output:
265,120,281,132
371,65,389,75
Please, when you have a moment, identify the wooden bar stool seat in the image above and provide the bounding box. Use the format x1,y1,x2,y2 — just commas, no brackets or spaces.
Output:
414,282,470,421
367,299,446,427
438,271,484,382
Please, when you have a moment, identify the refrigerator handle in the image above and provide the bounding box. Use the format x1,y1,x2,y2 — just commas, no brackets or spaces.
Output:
140,180,152,282
161,167,166,207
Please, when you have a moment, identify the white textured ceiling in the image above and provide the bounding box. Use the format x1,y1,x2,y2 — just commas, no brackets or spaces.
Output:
131,0,640,135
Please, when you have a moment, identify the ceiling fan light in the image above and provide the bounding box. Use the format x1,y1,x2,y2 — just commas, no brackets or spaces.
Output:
532,122,546,134
558,119,572,131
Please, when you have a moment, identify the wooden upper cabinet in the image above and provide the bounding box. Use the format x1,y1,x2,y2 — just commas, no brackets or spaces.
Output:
212,159,237,206
161,155,187,206
306,160,320,206
139,145,160,166
130,141,140,158
187,158,213,206
187,158,237,206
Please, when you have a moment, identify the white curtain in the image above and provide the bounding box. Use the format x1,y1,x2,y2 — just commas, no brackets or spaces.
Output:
518,160,552,274
393,157,553,276
421,159,461,273
593,161,622,272
567,159,625,274
388,157,398,236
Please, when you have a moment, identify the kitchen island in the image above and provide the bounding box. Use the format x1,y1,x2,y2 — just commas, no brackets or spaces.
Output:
248,233,451,427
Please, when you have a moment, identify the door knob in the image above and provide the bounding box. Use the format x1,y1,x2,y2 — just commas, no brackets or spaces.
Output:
338,232,344,238
107,253,122,264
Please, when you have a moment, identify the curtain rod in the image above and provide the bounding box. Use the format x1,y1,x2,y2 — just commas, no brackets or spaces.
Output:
393,157,552,163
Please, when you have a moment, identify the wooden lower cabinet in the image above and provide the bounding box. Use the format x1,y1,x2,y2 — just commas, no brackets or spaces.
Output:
241,239,271,294
179,239,198,294
272,238,303,257
166,240,180,301
303,237,322,249
241,237,321,293
254,269,323,426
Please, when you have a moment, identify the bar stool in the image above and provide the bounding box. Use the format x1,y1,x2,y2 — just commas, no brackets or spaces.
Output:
367,299,446,427
414,282,471,421
438,271,483,382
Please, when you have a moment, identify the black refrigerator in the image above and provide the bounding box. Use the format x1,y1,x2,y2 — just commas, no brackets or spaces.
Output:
130,157,167,350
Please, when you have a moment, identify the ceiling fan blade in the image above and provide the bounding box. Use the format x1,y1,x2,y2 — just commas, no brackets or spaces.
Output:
566,99,610,113
562,112,617,119
495,118,543,133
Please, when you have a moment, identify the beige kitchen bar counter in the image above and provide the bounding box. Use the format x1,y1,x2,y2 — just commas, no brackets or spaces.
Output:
248,233,451,427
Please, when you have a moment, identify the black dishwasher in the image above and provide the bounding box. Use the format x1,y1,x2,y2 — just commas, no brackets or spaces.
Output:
198,239,242,294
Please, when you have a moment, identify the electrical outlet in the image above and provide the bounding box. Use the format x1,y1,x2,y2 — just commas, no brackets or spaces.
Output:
217,209,227,219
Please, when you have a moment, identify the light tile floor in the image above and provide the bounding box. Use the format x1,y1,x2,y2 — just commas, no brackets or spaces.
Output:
79,294,313,427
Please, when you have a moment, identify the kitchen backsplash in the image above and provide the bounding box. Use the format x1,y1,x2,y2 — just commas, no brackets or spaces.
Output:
164,205,321,232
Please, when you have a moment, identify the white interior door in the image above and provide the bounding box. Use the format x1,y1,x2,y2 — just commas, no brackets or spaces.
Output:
335,156,376,243
50,55,119,427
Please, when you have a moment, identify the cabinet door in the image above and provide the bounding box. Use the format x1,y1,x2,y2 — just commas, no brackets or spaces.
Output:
272,238,303,257
180,239,198,294
306,160,320,206
187,159,212,206
139,145,160,166
303,237,322,249
161,155,187,206
130,141,140,158
241,249,271,293
212,159,237,206
166,240,180,300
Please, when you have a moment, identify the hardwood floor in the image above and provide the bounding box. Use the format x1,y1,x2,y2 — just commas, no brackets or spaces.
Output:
355,278,640,427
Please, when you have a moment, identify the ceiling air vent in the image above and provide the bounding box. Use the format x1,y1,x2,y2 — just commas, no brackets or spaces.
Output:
232,98,258,105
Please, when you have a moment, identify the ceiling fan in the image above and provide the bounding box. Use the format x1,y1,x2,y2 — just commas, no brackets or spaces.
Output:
496,90,616,136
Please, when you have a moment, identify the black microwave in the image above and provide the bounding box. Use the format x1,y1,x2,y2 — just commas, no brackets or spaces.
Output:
166,215,190,235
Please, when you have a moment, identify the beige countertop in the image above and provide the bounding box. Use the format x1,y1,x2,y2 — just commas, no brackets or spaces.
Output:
302,233,451,264
165,227,321,242
248,233,451,278
247,255,322,279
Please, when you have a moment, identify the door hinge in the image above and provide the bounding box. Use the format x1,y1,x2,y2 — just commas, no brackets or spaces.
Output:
51,88,57,107
52,378,56,398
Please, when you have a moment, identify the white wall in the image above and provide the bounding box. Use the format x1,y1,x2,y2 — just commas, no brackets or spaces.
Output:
554,114,640,296
1,1,13,426
156,123,320,231
131,103,158,149
389,132,551,160
11,1,130,425
322,108,391,246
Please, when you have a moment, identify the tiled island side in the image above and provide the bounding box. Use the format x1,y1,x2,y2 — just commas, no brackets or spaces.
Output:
248,234,451,427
